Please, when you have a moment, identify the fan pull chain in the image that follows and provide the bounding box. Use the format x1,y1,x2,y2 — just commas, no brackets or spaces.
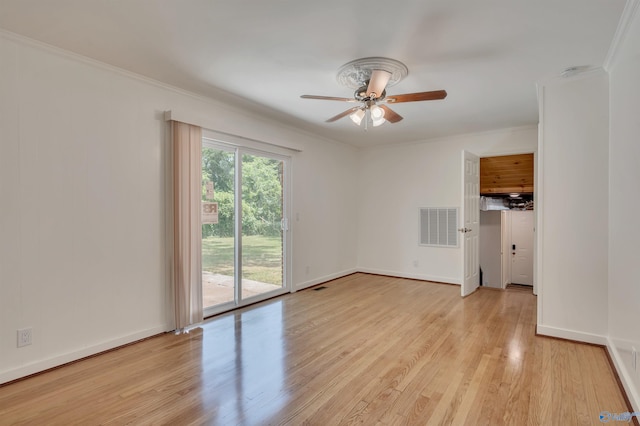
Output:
364,109,369,131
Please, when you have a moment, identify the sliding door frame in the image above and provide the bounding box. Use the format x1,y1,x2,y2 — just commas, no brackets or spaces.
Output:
202,137,292,318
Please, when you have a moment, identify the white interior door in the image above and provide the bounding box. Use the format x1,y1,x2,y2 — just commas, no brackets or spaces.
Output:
461,151,480,296
510,210,534,285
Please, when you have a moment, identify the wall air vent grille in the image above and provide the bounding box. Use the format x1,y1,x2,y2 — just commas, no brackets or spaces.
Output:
420,208,458,247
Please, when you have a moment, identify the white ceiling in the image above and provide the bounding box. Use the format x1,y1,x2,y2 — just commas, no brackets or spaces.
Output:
0,0,626,147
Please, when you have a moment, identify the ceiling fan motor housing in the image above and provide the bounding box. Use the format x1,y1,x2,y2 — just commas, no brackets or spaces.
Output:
355,85,386,102
336,57,409,89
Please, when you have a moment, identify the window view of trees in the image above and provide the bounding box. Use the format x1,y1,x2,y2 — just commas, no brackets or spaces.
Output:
201,149,283,238
202,148,235,238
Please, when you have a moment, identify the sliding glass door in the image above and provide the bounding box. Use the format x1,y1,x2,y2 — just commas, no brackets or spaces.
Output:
201,145,236,308
241,153,285,299
201,140,289,315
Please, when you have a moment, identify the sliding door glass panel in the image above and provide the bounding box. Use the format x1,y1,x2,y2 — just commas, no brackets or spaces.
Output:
201,146,236,308
241,153,284,299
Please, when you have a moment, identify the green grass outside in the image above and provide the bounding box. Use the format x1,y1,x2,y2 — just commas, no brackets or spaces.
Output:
202,235,283,285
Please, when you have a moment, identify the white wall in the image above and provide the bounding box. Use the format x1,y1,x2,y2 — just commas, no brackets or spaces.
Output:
608,3,640,410
0,33,359,383
537,70,609,341
357,126,537,284
292,139,359,289
479,211,501,288
534,6,640,409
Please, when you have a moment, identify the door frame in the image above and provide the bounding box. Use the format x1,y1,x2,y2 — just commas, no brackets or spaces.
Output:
501,211,510,289
471,149,538,297
201,137,292,317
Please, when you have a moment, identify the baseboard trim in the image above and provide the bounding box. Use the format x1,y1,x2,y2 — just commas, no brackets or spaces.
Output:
356,268,461,285
0,325,168,385
294,268,358,291
606,338,640,414
536,325,639,421
536,325,608,345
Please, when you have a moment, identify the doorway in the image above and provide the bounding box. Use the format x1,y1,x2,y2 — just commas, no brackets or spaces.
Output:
201,139,291,316
477,152,535,291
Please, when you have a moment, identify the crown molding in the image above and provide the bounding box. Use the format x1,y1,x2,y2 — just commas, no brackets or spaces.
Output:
604,0,640,71
363,124,539,152
0,29,353,150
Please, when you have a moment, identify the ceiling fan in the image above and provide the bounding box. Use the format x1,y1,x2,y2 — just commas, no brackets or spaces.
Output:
301,57,447,127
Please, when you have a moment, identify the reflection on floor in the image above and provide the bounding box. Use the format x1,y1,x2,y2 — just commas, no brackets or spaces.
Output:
0,273,630,424
202,272,281,306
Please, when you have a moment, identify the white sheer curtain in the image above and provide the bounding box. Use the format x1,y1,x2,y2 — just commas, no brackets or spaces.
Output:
172,120,203,331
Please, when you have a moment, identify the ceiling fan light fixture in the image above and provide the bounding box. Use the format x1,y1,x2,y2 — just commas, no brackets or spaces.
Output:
301,57,445,127
372,116,386,127
370,105,386,126
349,108,365,125
370,104,384,120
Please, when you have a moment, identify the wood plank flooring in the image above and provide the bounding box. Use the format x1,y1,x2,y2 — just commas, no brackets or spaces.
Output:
0,273,631,425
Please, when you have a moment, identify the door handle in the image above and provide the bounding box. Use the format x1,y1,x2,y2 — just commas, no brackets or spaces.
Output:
458,227,472,233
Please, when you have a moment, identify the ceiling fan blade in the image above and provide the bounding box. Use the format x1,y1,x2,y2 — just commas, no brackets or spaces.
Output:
366,70,392,99
326,107,360,123
301,95,357,102
379,105,403,123
386,90,447,103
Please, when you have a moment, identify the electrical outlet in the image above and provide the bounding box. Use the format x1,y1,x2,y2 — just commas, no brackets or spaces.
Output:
17,328,32,347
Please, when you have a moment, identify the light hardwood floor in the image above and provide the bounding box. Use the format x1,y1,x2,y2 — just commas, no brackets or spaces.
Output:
0,273,632,425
